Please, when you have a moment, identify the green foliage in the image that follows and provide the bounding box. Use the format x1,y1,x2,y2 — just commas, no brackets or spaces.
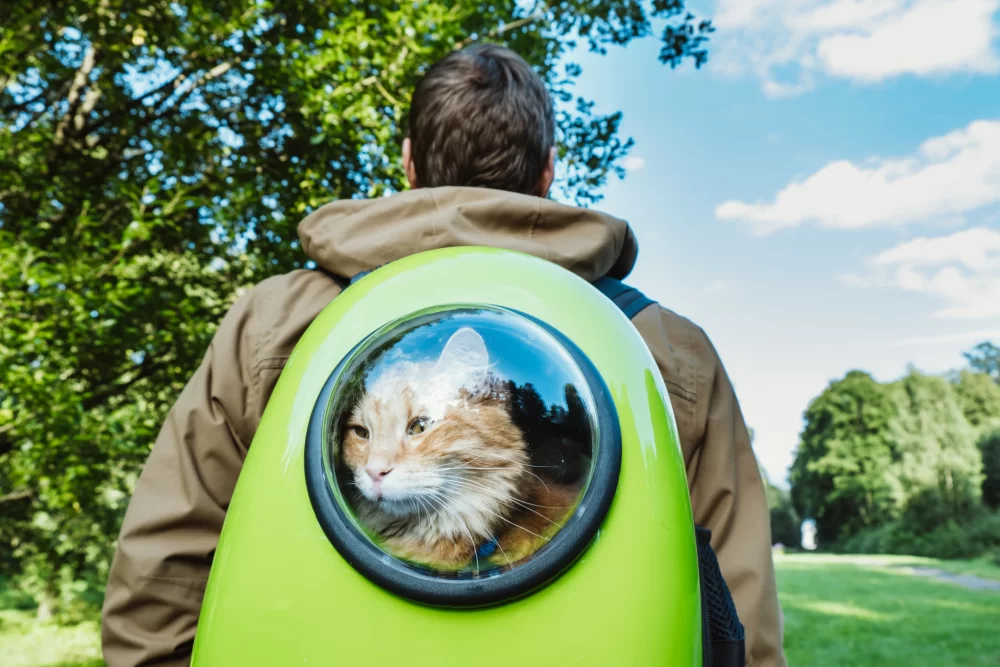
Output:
769,505,802,550
840,508,1000,561
963,341,1000,383
790,366,989,550
0,1,712,615
977,429,1000,509
759,462,801,547
789,371,903,546
951,354,1000,513
790,344,1000,561
953,370,1000,430
887,370,983,518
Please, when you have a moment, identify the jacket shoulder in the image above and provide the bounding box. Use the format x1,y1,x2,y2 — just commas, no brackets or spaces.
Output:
631,302,725,456
226,270,342,425
633,303,720,397
238,268,343,365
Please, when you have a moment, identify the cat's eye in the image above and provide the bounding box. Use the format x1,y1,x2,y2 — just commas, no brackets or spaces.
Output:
407,417,428,435
349,424,369,439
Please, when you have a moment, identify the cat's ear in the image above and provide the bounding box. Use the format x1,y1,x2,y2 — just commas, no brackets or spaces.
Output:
436,327,489,374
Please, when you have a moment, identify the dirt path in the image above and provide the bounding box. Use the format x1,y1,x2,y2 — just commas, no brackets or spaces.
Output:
892,564,1000,592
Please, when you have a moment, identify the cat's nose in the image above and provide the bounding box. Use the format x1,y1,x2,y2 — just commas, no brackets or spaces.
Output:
366,466,393,481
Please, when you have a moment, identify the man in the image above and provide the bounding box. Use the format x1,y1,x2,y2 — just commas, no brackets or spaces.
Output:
102,43,786,666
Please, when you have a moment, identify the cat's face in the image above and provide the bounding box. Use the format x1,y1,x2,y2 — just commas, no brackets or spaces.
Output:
341,328,528,525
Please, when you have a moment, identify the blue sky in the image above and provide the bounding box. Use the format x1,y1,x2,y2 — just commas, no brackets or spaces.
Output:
560,0,1000,485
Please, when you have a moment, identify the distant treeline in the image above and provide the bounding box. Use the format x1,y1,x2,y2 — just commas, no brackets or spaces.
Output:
768,342,1000,563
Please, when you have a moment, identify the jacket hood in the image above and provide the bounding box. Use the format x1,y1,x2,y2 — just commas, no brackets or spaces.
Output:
297,187,638,283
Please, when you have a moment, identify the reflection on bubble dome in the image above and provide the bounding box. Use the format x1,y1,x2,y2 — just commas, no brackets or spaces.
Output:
323,306,601,578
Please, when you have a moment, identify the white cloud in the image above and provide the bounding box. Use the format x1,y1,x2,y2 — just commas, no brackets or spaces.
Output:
887,327,1000,345
705,279,730,293
842,227,1000,319
713,0,1000,96
715,119,1000,234
623,156,646,172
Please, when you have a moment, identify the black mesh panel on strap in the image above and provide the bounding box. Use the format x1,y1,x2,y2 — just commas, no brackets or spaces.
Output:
696,526,745,667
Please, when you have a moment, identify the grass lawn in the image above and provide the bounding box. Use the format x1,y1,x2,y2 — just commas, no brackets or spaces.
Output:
2,554,997,666
775,552,1000,667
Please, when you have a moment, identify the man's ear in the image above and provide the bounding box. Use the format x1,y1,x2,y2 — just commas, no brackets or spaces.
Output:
402,137,419,189
535,146,556,198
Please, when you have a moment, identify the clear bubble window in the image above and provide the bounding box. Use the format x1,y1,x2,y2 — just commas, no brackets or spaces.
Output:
322,306,602,578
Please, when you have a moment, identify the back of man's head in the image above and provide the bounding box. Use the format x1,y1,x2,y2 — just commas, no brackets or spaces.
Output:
405,43,556,197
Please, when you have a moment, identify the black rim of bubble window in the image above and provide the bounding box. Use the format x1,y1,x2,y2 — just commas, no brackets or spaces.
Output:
304,305,621,608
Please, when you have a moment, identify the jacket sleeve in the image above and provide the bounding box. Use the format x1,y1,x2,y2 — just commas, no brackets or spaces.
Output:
101,289,258,667
688,328,786,667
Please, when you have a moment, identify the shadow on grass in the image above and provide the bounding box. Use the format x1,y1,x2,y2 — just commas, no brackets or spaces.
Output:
777,558,1000,667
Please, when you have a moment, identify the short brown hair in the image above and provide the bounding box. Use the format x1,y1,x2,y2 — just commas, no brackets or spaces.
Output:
407,43,555,195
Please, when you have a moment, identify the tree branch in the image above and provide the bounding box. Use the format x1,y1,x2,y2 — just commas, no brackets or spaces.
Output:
340,47,409,102
80,357,169,411
133,58,200,106
455,13,543,49
151,61,234,120
372,78,402,107
80,54,201,136
53,43,99,146
73,85,102,133
0,488,33,504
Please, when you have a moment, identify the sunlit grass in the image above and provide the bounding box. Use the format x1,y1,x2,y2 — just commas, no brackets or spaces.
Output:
775,553,1000,667
2,554,998,666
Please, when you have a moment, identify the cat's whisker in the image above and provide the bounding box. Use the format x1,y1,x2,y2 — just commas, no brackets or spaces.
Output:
427,494,481,573
460,452,551,492
440,474,570,509
482,525,512,568
443,477,567,528
439,465,564,472
459,457,569,470
441,477,557,527
432,477,516,569
413,495,430,523
458,455,566,471
475,504,552,542
424,489,512,575
496,496,569,525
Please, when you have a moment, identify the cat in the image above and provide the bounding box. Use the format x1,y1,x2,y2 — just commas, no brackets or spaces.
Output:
338,326,582,570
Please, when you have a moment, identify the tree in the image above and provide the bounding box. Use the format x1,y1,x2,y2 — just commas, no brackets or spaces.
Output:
953,369,1000,430
888,370,984,519
758,462,801,548
954,349,1000,510
0,0,715,613
978,429,1000,509
789,371,902,546
963,341,1000,383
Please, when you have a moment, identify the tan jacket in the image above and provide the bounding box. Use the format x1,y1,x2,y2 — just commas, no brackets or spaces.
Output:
102,187,785,666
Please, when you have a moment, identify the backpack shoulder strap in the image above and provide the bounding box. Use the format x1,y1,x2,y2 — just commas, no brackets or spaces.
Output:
311,265,350,290
591,276,656,319
313,265,382,288
594,276,745,667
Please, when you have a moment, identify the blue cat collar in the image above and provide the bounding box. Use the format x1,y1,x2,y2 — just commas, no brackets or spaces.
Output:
475,538,499,559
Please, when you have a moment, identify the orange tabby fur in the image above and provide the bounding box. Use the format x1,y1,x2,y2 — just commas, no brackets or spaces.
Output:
339,327,581,569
